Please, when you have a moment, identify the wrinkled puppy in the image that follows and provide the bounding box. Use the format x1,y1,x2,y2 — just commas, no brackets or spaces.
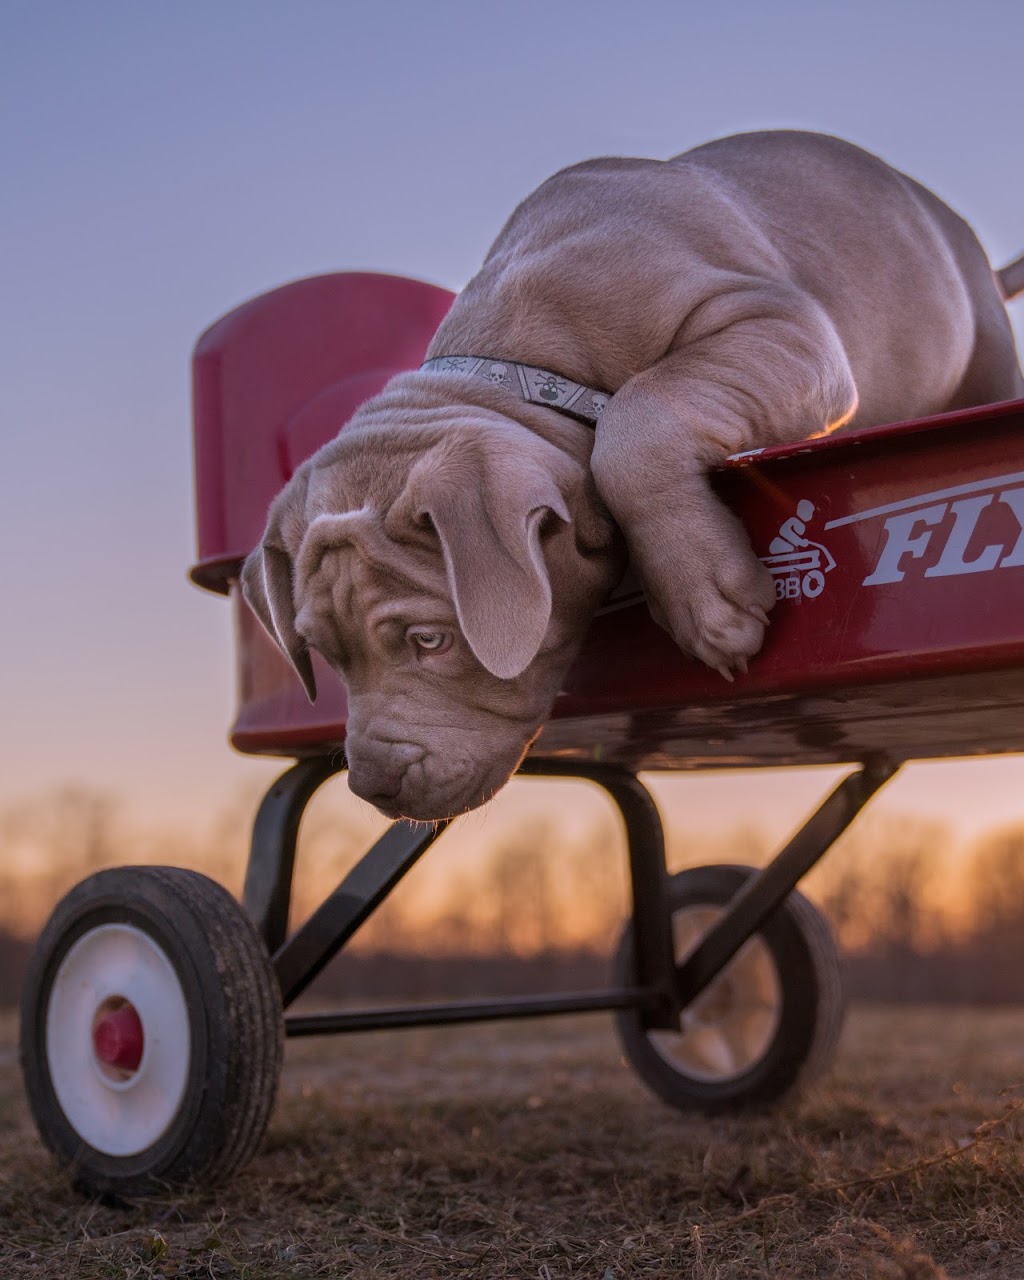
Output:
244,130,1024,821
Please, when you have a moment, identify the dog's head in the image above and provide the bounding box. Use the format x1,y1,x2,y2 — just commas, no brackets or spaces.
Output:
242,388,621,820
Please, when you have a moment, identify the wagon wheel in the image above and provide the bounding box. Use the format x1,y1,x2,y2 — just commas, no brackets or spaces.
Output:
614,864,844,1112
20,866,283,1196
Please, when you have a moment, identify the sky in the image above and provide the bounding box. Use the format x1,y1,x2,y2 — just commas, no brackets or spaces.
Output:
2,0,1023,859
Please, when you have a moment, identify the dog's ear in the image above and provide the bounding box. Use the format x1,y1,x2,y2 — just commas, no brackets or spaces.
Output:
392,440,571,679
241,475,318,702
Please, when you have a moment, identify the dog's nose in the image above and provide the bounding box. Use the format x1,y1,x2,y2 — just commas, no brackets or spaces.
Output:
346,762,403,806
348,772,403,807
345,738,420,808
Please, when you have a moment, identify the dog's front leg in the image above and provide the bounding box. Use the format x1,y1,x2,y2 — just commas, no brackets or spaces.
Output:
590,291,858,676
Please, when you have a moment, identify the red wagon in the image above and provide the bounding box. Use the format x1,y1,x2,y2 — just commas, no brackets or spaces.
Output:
19,272,1024,1195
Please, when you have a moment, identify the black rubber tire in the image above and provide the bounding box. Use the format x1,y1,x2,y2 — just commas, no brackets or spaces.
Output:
615,864,844,1113
20,866,284,1196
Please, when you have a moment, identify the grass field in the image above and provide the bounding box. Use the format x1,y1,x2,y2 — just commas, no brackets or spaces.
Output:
2,1004,1024,1278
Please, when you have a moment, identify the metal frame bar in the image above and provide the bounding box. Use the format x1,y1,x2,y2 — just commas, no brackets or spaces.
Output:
285,987,660,1037
243,755,345,953
240,754,898,1040
517,760,680,1029
272,818,449,1007
273,763,679,1026
673,757,899,1003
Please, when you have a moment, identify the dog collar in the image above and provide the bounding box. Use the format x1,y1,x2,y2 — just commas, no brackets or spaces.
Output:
420,355,608,426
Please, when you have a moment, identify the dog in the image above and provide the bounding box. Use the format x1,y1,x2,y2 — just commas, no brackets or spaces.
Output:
242,130,1024,822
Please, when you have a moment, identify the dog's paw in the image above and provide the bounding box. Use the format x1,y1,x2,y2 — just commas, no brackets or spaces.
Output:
625,482,777,680
651,546,776,680
687,595,772,682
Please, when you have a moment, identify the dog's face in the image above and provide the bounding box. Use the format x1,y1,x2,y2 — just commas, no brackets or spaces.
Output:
242,393,621,821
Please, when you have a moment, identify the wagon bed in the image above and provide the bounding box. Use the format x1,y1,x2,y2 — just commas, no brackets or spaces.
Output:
189,271,1024,769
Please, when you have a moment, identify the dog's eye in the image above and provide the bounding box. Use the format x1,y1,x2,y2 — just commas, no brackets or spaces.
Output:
408,628,452,655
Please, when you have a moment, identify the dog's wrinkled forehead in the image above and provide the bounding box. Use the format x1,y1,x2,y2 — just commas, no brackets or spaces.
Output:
292,506,450,662
301,429,426,528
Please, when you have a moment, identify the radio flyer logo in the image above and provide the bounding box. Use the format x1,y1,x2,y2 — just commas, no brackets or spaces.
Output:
824,470,1024,586
760,499,836,601
765,471,1024,603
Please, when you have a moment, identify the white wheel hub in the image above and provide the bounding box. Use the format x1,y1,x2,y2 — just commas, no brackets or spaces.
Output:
650,905,782,1082
45,924,192,1156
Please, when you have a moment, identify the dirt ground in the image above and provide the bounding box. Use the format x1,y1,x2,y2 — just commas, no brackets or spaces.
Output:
3,1004,1024,1278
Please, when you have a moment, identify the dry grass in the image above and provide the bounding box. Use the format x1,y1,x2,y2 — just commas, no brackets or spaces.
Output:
3,1005,1024,1278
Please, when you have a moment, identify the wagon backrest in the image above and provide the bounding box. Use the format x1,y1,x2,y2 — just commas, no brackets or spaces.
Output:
190,272,455,593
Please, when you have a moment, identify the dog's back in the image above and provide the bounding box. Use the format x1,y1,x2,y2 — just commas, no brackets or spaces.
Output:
434,130,1023,426
682,131,1022,413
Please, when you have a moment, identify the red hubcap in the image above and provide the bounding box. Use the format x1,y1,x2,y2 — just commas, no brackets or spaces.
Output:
92,1000,144,1073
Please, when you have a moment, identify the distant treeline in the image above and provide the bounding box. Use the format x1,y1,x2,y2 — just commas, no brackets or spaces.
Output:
3,785,1024,1007
6,937,1024,1010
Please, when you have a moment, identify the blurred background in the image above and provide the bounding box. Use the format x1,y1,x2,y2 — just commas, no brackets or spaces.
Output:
2,0,1023,1002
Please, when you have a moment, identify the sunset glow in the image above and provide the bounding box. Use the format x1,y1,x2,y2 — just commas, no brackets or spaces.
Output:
2,2,1022,921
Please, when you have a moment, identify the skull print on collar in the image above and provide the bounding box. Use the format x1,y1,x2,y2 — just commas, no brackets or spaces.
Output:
420,355,609,426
